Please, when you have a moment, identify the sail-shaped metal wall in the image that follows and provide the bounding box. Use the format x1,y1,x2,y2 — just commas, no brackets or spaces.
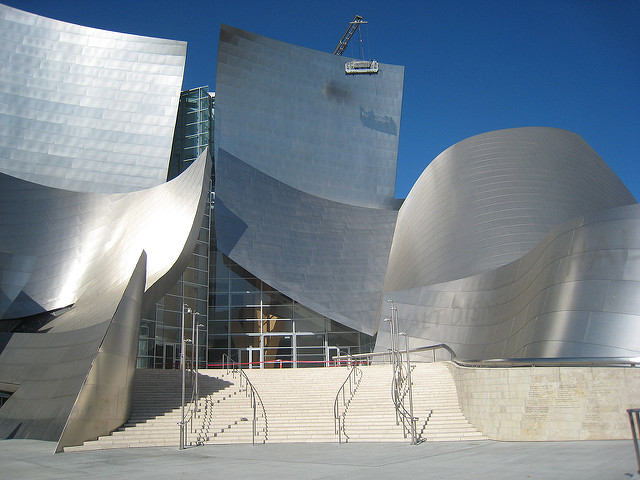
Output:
214,25,403,334
0,4,211,451
379,128,640,359
0,4,186,193
0,149,210,450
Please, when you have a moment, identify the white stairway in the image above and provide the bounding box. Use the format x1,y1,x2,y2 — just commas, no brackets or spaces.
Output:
243,366,351,443
64,369,259,451
64,362,485,451
342,363,487,442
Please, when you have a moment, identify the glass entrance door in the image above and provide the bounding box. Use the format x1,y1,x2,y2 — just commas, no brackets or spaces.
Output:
247,346,260,369
262,334,293,368
163,343,181,369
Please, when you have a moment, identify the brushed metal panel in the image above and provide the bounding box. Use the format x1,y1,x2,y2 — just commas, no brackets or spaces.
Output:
380,202,640,360
0,4,186,193
384,128,636,294
0,150,211,447
215,150,396,335
215,24,403,210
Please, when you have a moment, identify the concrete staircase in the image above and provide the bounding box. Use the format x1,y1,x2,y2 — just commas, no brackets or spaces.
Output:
64,369,259,451
243,366,350,443
64,362,486,451
342,363,487,442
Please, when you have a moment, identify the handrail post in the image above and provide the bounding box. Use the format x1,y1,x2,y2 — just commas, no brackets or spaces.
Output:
628,409,640,475
402,332,416,444
180,303,191,450
334,360,361,444
195,317,203,402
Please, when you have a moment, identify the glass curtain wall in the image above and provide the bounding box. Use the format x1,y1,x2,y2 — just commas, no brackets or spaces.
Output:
209,248,375,368
136,87,214,368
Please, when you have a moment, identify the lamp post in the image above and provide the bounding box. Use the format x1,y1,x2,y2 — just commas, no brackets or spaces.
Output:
195,317,203,401
387,299,399,364
180,303,191,450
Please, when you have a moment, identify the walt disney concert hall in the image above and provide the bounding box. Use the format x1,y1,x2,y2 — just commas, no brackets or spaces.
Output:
0,3,639,450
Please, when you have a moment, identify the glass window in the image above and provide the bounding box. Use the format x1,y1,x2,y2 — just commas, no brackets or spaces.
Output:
213,293,228,307
140,320,155,338
230,334,259,349
214,277,230,291
328,331,360,347
294,316,326,333
209,321,229,335
160,326,181,344
238,293,261,307
137,339,154,356
192,254,208,270
230,293,250,306
208,335,229,349
182,268,197,284
296,334,324,347
193,242,209,257
211,308,230,320
163,294,183,312
262,304,293,320
230,277,259,293
262,291,292,306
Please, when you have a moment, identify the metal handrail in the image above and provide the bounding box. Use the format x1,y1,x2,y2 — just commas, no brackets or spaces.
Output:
178,357,199,447
391,364,416,441
628,409,640,475
333,344,640,368
225,355,268,445
333,356,363,444
389,341,418,443
334,342,640,446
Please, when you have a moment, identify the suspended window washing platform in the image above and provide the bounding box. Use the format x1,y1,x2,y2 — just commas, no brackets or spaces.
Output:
345,59,379,75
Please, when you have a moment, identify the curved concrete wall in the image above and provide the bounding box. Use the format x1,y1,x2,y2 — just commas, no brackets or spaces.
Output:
0,4,186,193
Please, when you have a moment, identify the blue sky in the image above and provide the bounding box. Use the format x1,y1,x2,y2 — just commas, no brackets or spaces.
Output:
5,0,640,200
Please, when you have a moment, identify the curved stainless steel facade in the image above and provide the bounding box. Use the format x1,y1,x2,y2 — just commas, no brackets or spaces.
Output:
0,149,209,322
381,202,640,359
1,5,640,449
0,5,210,450
379,128,640,359
0,149,210,448
215,150,397,334
215,24,403,209
384,128,636,293
0,4,186,193
214,25,403,334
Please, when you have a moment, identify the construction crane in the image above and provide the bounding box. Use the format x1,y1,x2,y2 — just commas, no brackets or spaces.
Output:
333,15,366,56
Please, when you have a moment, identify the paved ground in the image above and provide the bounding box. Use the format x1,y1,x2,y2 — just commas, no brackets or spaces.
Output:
1,438,637,480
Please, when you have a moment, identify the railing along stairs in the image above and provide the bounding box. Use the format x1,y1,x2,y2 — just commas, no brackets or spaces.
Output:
178,355,198,447
386,301,418,444
222,354,268,445
333,355,363,443
334,338,640,448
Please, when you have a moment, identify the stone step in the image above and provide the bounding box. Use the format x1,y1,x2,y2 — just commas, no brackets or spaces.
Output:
66,363,487,451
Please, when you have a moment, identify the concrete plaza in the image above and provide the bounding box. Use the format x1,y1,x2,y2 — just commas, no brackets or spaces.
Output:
1,438,637,479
